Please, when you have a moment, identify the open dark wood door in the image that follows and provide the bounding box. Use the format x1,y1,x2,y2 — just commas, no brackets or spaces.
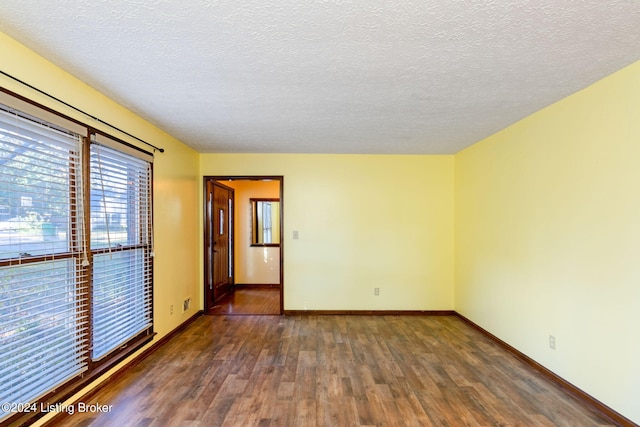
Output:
205,180,234,312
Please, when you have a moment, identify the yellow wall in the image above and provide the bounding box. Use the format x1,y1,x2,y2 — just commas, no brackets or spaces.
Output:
455,60,640,423
222,179,281,284
201,154,455,311
1,32,201,425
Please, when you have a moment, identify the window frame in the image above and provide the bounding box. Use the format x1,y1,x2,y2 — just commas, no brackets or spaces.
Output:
0,88,155,427
88,140,154,365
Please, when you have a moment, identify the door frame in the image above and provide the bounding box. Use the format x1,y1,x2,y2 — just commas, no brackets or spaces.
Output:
203,175,284,314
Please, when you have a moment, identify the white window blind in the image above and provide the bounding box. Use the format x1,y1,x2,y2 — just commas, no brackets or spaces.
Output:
0,93,155,424
90,142,153,360
0,106,88,418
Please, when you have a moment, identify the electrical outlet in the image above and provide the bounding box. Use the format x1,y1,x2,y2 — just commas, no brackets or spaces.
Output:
293,230,299,240
549,335,556,350
374,287,380,296
170,304,174,315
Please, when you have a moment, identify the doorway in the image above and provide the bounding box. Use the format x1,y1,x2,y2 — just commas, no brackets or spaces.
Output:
204,180,234,310
203,176,283,315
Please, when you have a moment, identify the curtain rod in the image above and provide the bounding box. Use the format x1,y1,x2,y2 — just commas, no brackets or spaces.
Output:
0,69,165,153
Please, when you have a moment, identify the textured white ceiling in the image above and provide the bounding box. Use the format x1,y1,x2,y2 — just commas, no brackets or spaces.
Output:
1,1,639,154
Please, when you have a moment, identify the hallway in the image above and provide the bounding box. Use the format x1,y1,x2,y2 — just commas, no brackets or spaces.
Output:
208,287,281,315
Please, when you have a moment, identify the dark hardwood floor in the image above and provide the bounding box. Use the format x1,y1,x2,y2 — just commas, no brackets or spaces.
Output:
208,287,281,315
52,311,617,426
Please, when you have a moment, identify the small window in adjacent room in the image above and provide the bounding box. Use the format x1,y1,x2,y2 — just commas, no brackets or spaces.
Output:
250,198,280,246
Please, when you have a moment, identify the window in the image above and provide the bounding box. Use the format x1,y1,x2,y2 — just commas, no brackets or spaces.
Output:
90,142,153,360
0,96,154,424
250,198,280,246
0,107,87,412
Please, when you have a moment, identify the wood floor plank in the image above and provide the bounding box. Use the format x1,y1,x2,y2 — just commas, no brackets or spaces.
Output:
294,399,316,427
317,395,359,426
53,313,619,427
